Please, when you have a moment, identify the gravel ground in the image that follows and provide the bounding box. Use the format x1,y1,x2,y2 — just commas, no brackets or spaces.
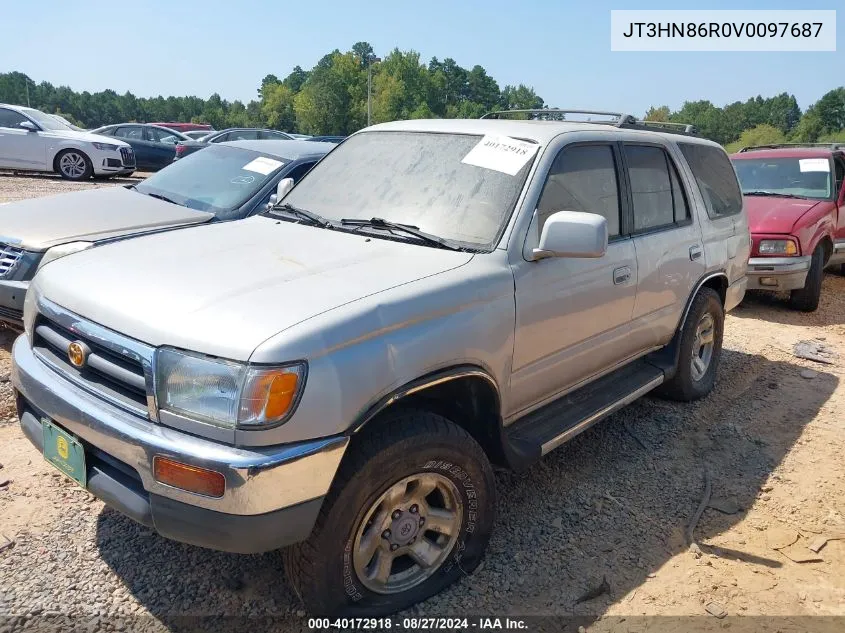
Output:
0,173,843,631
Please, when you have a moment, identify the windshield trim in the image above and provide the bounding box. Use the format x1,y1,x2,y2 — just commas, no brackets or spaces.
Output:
287,129,539,253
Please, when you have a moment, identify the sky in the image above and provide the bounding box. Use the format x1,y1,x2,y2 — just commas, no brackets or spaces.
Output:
1,0,841,116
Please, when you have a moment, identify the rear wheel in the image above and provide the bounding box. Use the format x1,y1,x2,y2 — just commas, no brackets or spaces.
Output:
55,149,93,181
789,245,824,312
284,409,495,616
657,287,724,402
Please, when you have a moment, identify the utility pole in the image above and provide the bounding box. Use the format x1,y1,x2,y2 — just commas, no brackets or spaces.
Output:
366,55,381,127
25,79,30,107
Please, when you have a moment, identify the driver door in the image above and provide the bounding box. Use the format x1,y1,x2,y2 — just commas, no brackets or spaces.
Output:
509,143,641,414
0,108,48,169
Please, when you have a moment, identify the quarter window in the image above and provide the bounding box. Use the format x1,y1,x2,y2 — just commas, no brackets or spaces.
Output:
679,143,743,218
625,145,689,232
537,144,621,237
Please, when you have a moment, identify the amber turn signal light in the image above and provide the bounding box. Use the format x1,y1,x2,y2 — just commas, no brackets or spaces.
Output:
153,456,225,498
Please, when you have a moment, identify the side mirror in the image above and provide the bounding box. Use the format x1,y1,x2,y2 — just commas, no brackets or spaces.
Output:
19,121,38,132
266,178,295,209
532,210,608,260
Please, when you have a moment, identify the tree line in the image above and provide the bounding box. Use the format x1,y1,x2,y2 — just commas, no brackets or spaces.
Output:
0,41,542,136
1,40,843,148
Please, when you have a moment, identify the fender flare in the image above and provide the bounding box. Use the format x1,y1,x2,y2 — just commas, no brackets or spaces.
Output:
348,364,502,434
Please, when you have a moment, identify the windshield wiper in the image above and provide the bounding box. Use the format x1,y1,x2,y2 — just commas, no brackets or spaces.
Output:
268,203,333,228
143,191,182,205
339,217,464,252
743,190,804,199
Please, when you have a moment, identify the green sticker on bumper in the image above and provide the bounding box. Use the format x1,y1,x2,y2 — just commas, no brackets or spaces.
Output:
42,418,87,488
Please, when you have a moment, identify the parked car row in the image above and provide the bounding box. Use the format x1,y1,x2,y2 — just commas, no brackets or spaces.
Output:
0,104,319,177
3,109,842,617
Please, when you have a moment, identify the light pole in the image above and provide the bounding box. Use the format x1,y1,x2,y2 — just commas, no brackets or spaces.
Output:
367,56,381,127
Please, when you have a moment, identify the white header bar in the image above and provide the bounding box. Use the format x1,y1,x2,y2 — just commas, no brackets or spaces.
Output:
611,10,836,52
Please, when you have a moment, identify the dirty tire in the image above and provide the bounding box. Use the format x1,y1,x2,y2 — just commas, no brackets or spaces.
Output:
284,409,495,616
789,245,824,312
54,149,93,181
657,287,724,402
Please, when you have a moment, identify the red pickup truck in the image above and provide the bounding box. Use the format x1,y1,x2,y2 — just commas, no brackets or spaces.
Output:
731,145,845,311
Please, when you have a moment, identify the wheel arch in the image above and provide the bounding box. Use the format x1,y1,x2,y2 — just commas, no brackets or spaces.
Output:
646,271,728,381
348,365,508,468
51,143,92,173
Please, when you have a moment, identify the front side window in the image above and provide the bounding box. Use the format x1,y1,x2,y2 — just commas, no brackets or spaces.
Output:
625,145,688,232
227,130,261,141
680,143,743,217
732,156,833,201
0,108,29,128
114,126,144,140
283,131,536,249
147,127,181,144
537,144,621,237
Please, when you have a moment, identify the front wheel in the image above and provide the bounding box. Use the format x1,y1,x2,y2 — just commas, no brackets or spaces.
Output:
55,149,93,181
789,245,824,312
656,287,724,402
284,409,495,616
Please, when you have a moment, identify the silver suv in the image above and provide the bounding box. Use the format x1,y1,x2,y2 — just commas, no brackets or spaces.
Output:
12,112,749,616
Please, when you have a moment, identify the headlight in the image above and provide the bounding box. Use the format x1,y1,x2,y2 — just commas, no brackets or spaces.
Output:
92,142,119,151
156,347,306,429
37,241,94,270
758,239,799,256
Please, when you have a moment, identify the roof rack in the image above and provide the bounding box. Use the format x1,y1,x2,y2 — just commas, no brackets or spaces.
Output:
738,143,845,152
480,109,698,136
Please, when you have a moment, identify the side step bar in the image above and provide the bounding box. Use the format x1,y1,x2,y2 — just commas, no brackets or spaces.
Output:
502,360,664,469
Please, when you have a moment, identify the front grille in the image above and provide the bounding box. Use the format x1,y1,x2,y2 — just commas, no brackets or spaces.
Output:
0,243,24,279
32,313,150,416
120,147,135,167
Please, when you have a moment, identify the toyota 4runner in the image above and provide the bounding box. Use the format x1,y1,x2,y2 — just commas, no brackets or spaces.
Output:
12,112,749,616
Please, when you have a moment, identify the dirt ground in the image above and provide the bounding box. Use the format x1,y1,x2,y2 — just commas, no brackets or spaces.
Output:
0,173,843,631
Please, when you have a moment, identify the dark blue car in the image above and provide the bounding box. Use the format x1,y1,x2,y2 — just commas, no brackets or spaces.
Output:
91,124,190,171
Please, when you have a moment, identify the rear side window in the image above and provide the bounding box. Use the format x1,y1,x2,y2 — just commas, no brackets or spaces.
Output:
679,143,743,218
625,145,689,232
537,144,621,237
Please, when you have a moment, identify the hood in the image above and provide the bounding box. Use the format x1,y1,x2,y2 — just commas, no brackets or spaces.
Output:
34,216,475,360
48,128,130,146
0,187,213,251
744,196,821,235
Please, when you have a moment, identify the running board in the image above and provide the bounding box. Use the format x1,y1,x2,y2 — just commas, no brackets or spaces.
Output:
503,360,664,467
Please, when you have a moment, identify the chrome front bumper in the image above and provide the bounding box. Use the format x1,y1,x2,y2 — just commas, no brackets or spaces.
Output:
12,335,348,552
746,256,812,291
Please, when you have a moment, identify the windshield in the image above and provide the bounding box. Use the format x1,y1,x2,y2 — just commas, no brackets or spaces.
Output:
24,108,72,131
283,131,536,249
732,157,832,200
134,144,287,218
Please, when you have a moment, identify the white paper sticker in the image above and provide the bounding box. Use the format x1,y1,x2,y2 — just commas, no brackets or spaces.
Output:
799,158,830,173
242,156,284,175
461,135,539,176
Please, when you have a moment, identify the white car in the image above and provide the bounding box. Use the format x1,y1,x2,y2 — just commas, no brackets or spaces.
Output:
0,104,136,180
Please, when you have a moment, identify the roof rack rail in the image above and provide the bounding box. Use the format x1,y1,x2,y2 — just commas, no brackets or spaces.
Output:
480,109,699,136
738,142,845,152
481,109,637,125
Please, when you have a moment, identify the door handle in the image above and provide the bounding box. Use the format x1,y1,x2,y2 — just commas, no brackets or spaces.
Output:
689,245,703,261
613,266,631,285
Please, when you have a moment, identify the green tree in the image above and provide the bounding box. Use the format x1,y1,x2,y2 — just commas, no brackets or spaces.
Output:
644,105,670,121
724,124,786,153
499,84,544,111
261,83,296,131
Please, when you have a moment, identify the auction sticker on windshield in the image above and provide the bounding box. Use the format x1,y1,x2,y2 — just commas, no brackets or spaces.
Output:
799,158,830,172
461,135,539,176
242,156,284,175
